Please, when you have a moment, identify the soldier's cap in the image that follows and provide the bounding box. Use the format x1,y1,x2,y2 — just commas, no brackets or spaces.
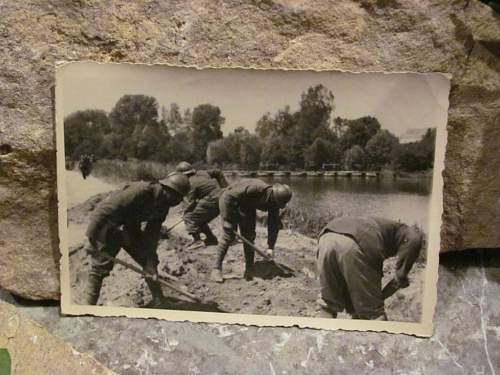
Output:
272,183,292,208
176,161,196,176
159,172,191,197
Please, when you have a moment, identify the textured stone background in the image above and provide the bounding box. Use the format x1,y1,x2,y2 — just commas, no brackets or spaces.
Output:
0,0,499,298
2,249,499,374
0,1,499,374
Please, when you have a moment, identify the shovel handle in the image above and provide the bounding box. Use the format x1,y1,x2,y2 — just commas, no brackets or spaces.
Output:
87,249,200,302
232,231,295,275
165,218,184,233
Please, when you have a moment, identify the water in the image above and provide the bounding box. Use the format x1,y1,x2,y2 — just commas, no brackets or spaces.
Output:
260,176,432,232
65,168,433,233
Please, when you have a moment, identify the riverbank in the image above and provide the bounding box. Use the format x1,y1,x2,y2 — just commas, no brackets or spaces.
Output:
65,182,425,322
75,158,433,185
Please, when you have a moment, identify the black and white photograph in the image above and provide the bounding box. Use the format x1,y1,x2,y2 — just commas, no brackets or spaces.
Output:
56,62,449,335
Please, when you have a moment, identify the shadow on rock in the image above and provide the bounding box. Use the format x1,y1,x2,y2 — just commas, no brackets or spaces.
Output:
252,260,295,280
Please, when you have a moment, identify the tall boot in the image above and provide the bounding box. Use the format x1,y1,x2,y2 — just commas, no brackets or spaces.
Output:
187,232,204,250
243,246,255,281
210,246,227,283
201,225,218,246
83,274,103,305
145,278,164,308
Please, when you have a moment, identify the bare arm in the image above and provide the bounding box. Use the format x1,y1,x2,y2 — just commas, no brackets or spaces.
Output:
267,207,281,250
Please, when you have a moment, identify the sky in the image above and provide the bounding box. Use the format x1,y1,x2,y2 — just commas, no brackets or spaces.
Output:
58,62,450,137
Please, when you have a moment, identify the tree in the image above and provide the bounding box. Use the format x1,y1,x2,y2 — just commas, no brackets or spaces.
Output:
164,103,183,135
207,139,229,166
333,116,347,138
64,110,110,159
206,127,262,169
365,129,399,170
238,132,261,170
339,116,382,151
108,95,160,159
304,138,338,170
260,132,293,168
295,84,335,149
109,95,159,133
137,122,172,161
169,130,194,163
255,106,295,139
191,104,224,161
393,128,436,172
419,128,436,168
344,145,367,170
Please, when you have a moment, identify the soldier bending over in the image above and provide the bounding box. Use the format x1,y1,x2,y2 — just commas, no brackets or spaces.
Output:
211,178,292,283
83,173,190,307
175,161,227,250
317,216,423,320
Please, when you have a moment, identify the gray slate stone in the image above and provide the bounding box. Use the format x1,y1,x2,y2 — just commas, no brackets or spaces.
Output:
0,300,115,375
0,1,499,300
8,250,499,375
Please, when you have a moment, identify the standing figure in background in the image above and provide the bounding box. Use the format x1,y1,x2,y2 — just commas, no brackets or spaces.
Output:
83,173,190,307
316,216,423,320
211,178,292,283
78,154,93,179
175,161,228,250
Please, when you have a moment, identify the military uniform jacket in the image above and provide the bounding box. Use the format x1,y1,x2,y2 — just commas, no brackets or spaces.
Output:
221,178,281,249
320,217,419,280
87,181,171,239
186,175,221,205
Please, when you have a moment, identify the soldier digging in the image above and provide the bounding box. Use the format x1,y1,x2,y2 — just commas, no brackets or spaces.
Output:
175,161,228,250
82,172,191,307
210,178,292,283
316,216,423,320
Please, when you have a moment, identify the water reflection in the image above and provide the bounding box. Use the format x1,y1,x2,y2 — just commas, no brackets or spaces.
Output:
260,176,432,232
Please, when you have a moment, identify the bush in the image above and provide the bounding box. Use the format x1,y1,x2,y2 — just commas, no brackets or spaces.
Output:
91,159,172,182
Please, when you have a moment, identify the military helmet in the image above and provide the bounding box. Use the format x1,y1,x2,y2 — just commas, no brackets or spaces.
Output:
272,184,292,208
176,161,196,176
159,172,191,196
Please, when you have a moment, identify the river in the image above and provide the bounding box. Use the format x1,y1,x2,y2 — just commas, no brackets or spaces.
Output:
65,170,432,233
259,175,432,232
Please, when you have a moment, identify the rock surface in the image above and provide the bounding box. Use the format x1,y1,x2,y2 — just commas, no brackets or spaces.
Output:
0,300,115,375
5,249,499,375
0,1,499,300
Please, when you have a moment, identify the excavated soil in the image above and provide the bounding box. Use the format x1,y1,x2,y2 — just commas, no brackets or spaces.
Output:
67,187,425,322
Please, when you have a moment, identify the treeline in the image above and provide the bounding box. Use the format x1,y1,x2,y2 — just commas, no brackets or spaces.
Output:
64,95,224,164
64,85,435,172
207,84,435,172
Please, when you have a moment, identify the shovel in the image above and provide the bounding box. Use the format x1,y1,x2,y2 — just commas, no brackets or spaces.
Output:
71,218,185,258
86,249,200,302
233,231,296,276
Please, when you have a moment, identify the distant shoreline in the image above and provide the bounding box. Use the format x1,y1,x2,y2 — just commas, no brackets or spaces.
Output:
66,158,433,183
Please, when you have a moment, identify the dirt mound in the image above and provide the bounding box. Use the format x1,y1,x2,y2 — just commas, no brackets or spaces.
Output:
68,193,424,322
68,191,113,225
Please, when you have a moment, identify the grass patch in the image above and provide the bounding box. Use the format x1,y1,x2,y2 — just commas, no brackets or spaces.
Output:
90,159,173,183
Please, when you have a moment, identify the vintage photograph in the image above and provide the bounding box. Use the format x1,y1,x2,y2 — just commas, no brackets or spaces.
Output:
56,62,449,335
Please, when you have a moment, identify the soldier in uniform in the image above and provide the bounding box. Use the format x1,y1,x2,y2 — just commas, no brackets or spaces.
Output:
210,178,292,283
82,173,190,307
316,216,423,320
78,154,93,179
175,161,227,250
